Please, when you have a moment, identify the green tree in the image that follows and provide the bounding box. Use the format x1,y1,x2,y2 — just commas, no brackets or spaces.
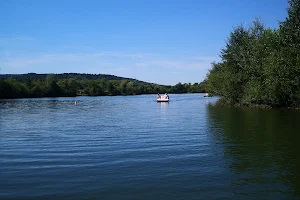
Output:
174,82,186,93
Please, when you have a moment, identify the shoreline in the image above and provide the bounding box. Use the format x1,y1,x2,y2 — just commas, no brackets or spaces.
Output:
214,98,300,110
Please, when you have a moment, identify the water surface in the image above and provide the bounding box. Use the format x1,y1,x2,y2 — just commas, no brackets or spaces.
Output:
1,94,299,199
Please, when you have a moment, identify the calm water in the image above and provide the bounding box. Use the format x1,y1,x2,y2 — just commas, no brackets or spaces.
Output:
1,94,300,199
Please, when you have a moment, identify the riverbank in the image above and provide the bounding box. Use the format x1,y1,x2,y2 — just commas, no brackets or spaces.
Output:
214,98,300,110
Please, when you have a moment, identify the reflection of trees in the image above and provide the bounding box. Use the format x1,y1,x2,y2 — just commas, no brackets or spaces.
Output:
206,104,300,197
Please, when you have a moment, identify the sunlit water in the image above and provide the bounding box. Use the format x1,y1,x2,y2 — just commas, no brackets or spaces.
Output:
1,94,299,199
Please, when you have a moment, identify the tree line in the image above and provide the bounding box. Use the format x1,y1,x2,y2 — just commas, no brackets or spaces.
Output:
0,73,209,99
207,0,300,108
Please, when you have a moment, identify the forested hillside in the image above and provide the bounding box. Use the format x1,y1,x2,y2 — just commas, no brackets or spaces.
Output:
0,73,209,99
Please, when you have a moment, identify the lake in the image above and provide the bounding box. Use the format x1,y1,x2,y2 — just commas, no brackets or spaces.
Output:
1,94,300,199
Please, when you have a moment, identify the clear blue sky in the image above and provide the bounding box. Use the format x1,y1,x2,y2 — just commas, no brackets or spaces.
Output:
0,0,288,85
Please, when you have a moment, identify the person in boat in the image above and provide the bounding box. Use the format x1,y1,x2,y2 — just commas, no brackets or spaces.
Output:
157,93,161,99
164,93,169,99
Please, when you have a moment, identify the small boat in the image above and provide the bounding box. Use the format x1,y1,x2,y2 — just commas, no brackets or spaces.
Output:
157,98,169,102
204,93,211,97
156,93,169,102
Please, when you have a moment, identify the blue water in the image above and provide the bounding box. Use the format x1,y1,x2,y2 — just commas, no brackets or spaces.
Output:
1,94,299,199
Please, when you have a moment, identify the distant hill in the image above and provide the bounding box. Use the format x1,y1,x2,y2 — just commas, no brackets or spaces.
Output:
0,73,208,99
0,73,153,85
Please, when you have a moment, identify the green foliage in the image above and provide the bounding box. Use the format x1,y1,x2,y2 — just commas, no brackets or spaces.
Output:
173,82,186,93
0,73,208,99
207,0,300,108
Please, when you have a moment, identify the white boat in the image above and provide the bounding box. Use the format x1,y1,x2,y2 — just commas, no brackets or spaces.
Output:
157,98,169,102
204,93,210,97
156,93,169,102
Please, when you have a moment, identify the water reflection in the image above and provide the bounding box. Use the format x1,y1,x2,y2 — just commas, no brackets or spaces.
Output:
156,102,169,117
158,102,169,107
206,104,300,198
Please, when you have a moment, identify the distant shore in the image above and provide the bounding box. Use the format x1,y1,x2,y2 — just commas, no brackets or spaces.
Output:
0,73,209,99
